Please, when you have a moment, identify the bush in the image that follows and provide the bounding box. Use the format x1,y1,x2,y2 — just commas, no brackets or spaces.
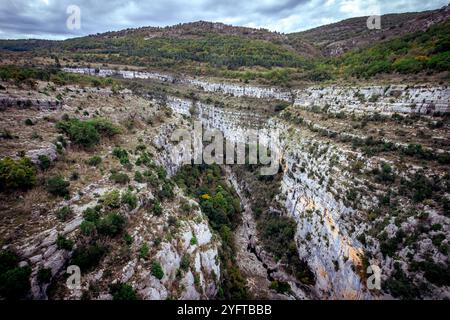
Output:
0,250,31,299
393,57,423,74
112,147,130,165
37,268,52,284
56,118,120,148
180,254,190,271
158,182,174,200
87,155,102,166
269,280,291,294
56,234,74,250
80,220,96,236
152,201,163,216
110,283,137,300
109,172,130,184
0,266,31,299
70,244,105,271
101,190,121,208
82,207,100,222
437,153,450,165
38,155,51,170
134,171,144,183
46,176,70,197
121,190,138,210
123,233,133,245
0,157,36,191
190,234,198,246
274,102,290,112
56,119,99,147
151,261,164,280
0,250,19,274
96,213,126,237
24,119,34,126
56,206,72,221
139,243,149,260
373,162,395,183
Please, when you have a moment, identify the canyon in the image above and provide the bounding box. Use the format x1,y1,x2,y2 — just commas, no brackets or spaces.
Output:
0,66,448,300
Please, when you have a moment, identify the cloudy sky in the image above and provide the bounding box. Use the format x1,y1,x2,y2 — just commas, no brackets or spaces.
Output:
0,0,448,39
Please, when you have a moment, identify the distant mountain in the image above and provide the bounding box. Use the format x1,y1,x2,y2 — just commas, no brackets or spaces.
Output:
289,4,450,56
80,20,321,59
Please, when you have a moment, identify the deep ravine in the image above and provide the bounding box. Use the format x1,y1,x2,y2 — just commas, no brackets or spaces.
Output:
225,166,309,300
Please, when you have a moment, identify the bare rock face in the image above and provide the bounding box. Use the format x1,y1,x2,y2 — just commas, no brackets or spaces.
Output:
0,94,62,111
25,144,58,165
294,85,450,115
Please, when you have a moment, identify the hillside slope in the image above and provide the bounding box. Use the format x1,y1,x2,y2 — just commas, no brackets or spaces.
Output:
290,4,450,56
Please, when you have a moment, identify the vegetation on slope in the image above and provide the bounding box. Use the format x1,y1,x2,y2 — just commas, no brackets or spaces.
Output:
174,164,249,299
333,20,450,78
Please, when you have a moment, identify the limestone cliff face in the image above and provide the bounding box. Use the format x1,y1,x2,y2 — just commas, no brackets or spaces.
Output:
165,95,372,299
63,68,449,113
278,131,372,299
163,85,448,299
293,85,450,115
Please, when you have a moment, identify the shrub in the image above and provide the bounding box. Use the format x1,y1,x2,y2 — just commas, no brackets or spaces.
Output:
393,57,423,74
56,118,120,148
139,243,149,260
56,206,72,221
109,172,130,184
70,171,79,181
56,234,74,250
406,172,434,202
0,250,19,274
0,265,31,299
437,153,450,165
269,280,291,294
135,151,153,167
37,155,51,170
180,254,190,271
152,201,163,216
70,244,105,271
56,119,99,147
134,171,144,183
37,268,52,284
190,234,198,246
112,147,130,165
373,162,395,183
82,207,100,222
121,190,138,210
158,182,174,200
90,118,121,137
24,118,34,126
151,261,164,280
110,283,137,300
0,157,36,191
46,176,70,197
96,213,126,237
87,155,102,166
80,220,96,236
0,250,31,299
123,233,133,245
102,189,121,208
274,102,290,112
